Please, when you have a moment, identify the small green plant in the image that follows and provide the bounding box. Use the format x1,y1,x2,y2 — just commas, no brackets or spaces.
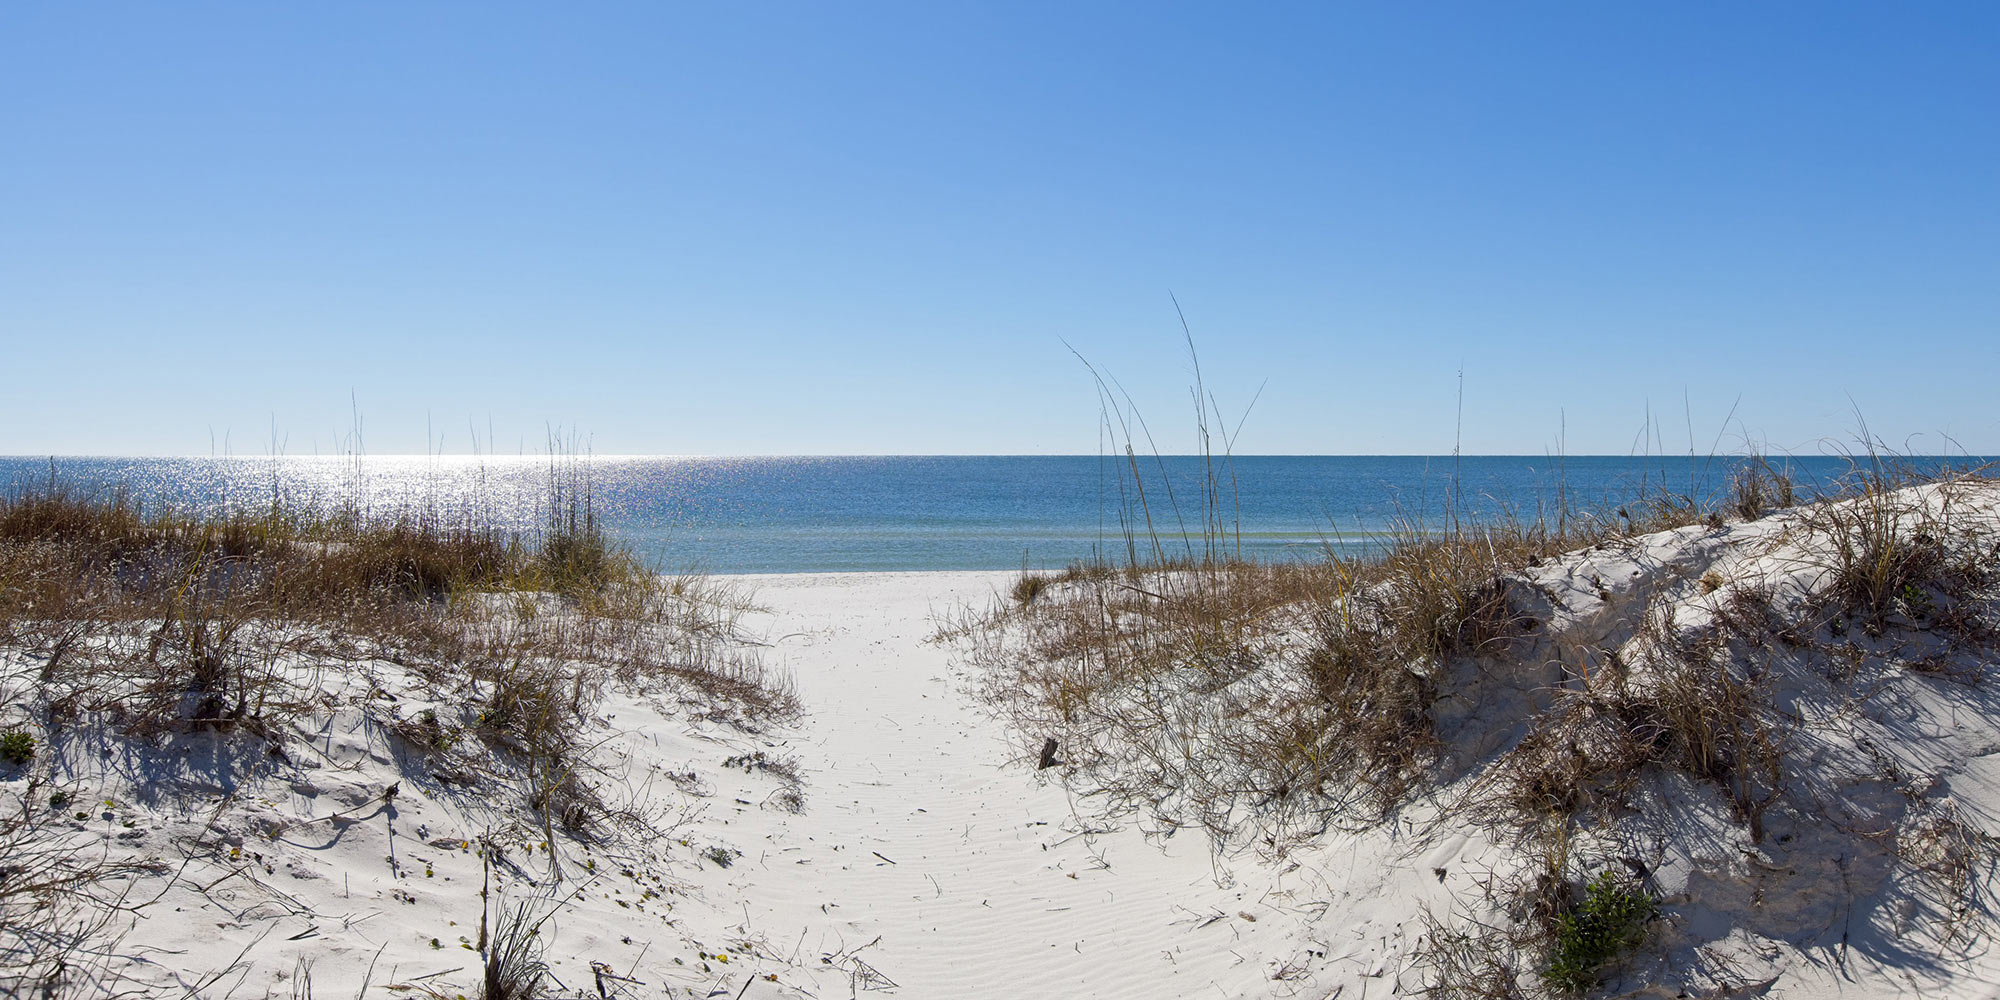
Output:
700,845,740,868
0,729,35,766
415,708,462,751
1898,582,1933,619
1546,870,1656,994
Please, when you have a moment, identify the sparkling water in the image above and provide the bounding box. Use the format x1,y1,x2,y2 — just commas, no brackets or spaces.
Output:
0,454,1962,573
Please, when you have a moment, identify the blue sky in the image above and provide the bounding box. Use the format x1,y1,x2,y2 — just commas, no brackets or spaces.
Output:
3,3,1994,456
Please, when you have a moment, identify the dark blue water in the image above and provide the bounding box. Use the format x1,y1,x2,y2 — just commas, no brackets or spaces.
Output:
0,454,1972,573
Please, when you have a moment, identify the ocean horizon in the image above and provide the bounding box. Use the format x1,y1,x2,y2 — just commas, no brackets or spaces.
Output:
3,453,1981,574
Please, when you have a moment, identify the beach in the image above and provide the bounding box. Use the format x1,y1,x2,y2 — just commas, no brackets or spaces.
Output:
11,481,2000,997
20,571,1373,998
11,4,1995,995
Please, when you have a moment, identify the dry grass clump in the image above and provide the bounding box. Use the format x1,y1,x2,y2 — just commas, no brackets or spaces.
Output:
969,557,1349,834
971,516,1579,832
977,461,1659,834
1496,598,1785,841
331,518,516,598
0,483,155,554
1293,600,1441,811
481,897,552,1000
1411,911,1536,1000
1728,460,1797,522
0,466,793,825
533,451,633,596
1277,530,1542,814
1803,474,1995,630
1361,519,1549,661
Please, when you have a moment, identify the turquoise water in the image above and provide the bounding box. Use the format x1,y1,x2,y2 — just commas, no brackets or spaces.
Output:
0,454,1969,573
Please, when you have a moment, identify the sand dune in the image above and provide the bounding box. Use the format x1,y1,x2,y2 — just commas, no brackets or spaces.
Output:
9,484,2000,997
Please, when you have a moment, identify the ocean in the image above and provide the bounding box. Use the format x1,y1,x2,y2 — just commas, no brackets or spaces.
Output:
0,454,1962,574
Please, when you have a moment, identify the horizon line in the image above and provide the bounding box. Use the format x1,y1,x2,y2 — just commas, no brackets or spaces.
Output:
3,451,1986,462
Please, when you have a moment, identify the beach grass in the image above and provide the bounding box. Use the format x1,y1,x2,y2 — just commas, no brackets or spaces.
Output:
973,453,1999,993
964,348,2000,994
0,451,794,993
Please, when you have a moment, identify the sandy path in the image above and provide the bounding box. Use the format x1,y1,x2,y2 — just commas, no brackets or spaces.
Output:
709,572,1331,999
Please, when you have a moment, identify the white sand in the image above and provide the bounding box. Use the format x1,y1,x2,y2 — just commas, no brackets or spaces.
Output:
11,571,1349,998
15,492,2000,997
698,571,1348,998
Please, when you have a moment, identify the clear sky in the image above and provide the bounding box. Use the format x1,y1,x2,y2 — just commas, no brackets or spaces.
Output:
3,3,1994,456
